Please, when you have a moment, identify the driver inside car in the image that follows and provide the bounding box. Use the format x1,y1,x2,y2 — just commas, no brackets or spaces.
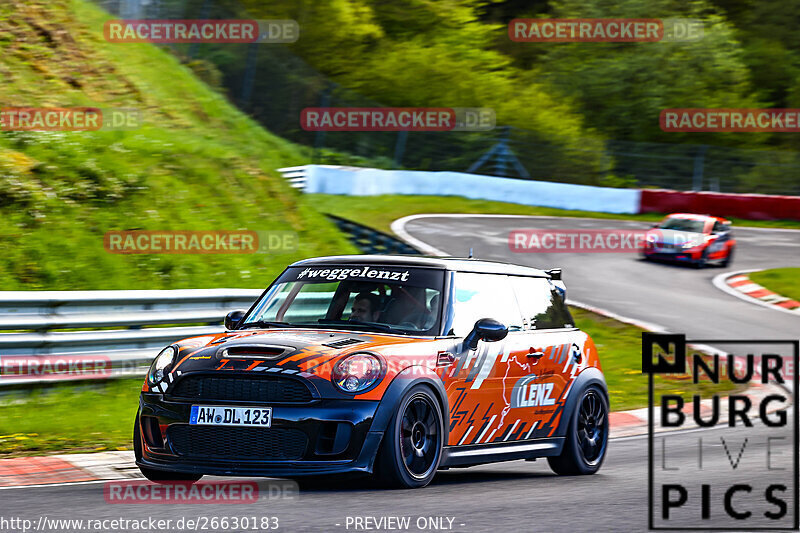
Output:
384,287,436,329
349,292,381,322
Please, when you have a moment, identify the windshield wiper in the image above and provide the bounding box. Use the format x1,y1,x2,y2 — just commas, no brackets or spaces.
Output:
238,321,301,330
317,319,409,334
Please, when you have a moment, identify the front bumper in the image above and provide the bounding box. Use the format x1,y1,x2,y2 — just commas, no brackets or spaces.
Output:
642,248,701,263
136,393,382,477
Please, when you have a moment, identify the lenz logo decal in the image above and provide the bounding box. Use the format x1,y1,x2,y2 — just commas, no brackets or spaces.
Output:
511,375,556,408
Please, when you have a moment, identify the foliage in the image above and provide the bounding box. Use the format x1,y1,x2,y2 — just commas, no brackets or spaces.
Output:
0,0,356,290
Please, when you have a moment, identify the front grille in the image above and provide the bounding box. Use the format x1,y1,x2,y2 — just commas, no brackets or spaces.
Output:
168,425,307,460
170,375,313,403
653,242,678,251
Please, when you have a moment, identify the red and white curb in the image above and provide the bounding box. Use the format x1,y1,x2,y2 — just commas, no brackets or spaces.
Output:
0,451,137,488
714,269,800,316
608,382,786,438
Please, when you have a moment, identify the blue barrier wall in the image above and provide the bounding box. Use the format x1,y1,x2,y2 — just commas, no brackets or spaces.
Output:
305,166,641,214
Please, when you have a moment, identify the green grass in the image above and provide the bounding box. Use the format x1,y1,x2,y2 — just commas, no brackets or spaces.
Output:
749,268,800,303
0,379,142,456
310,194,800,236
572,308,742,412
0,309,739,456
0,0,357,290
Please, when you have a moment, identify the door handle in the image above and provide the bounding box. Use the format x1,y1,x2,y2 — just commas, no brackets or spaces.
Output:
527,350,544,359
436,351,456,367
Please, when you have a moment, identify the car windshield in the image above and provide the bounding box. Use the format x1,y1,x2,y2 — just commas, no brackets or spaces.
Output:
240,265,445,335
658,217,707,233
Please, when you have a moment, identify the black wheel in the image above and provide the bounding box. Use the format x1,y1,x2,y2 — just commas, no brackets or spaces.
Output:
720,246,734,267
548,385,608,475
375,385,443,489
134,412,202,484
693,249,709,268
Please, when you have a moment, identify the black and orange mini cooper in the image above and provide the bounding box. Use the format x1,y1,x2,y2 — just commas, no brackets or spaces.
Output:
135,255,609,488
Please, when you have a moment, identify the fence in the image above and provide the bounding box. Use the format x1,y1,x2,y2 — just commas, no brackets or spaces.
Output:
325,214,421,255
88,0,800,196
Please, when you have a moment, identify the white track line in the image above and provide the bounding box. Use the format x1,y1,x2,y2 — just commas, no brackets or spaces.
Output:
0,479,114,490
712,269,800,317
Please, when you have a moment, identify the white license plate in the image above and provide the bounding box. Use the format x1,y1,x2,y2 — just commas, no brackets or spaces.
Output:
189,405,272,427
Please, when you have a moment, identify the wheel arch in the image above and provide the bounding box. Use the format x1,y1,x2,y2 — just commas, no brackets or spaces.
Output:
369,366,449,446
554,367,608,437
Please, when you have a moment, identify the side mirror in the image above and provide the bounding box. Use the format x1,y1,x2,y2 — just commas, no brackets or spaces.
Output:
225,310,246,330
464,318,508,351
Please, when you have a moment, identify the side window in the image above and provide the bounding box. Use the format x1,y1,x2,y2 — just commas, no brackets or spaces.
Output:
510,276,574,330
712,221,723,233
450,273,523,337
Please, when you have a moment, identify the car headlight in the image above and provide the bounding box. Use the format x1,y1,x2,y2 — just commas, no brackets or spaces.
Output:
332,353,382,393
147,345,177,385
682,240,700,249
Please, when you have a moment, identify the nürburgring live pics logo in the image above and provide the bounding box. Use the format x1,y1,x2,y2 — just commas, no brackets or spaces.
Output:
643,332,799,530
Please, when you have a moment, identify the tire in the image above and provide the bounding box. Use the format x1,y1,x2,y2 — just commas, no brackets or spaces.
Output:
374,385,444,489
547,385,608,476
720,246,734,268
134,412,202,484
693,249,709,269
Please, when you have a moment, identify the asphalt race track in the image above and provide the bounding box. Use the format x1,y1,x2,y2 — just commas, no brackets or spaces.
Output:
3,215,799,532
396,214,800,341
1,421,793,532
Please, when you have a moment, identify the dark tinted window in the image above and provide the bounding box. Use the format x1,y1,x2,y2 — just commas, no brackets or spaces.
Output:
242,265,445,335
510,276,574,330
659,217,706,233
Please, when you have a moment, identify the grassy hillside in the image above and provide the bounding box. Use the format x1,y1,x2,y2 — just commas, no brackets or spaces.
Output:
0,0,355,290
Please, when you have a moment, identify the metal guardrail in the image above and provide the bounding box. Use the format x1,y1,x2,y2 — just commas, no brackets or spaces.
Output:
0,289,263,386
277,165,310,190
1,230,418,387
325,214,421,255
277,165,375,191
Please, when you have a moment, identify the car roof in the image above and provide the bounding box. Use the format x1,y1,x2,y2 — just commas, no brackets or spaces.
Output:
290,254,551,278
666,213,731,223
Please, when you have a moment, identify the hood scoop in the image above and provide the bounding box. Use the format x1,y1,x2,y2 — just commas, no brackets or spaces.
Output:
322,338,366,349
216,344,293,359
